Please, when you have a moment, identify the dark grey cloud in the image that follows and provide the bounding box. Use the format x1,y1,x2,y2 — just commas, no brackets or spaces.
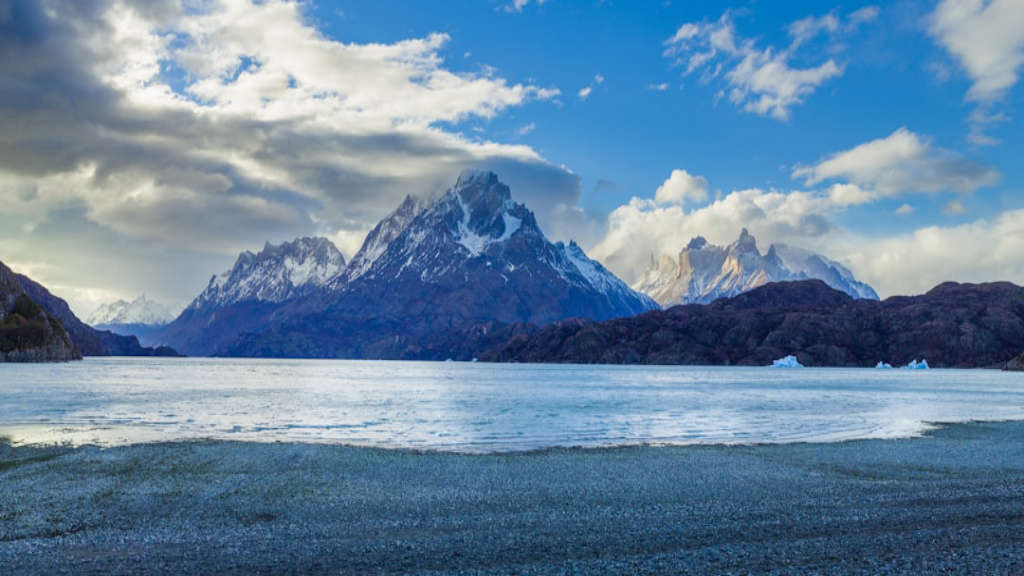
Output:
0,0,584,314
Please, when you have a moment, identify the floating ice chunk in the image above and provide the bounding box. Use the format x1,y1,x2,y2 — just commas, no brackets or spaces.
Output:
771,355,804,368
875,361,893,369
904,359,929,370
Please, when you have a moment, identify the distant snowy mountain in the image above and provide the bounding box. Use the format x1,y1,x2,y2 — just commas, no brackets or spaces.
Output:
634,229,878,306
190,237,346,311
770,243,878,300
88,294,175,327
222,170,658,359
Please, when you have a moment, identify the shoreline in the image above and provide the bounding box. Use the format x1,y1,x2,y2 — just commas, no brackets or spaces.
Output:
2,420,1022,574
18,354,1019,369
4,416,1022,454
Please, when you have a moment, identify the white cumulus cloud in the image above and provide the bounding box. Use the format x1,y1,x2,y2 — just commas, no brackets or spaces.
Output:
654,169,710,206
792,128,999,196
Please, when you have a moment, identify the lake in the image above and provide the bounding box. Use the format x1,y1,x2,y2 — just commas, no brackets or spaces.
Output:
1,357,1022,451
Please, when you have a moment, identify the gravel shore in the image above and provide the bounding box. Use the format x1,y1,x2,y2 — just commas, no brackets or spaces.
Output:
2,422,1023,575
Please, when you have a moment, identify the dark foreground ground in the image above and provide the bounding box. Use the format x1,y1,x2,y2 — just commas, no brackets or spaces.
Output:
1,422,1023,575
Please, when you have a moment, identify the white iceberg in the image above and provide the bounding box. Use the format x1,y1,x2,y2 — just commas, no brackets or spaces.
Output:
772,355,804,368
904,359,929,370
875,361,893,369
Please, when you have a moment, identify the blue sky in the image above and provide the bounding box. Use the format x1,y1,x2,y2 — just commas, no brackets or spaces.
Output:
0,0,1022,313
316,0,1021,227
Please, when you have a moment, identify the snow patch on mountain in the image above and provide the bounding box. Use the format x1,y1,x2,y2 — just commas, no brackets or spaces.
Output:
454,194,523,256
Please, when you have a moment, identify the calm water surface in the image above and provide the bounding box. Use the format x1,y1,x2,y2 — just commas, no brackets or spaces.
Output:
1,358,1022,452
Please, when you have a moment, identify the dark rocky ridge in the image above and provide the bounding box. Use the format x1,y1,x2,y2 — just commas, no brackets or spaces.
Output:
483,280,1024,368
0,261,79,362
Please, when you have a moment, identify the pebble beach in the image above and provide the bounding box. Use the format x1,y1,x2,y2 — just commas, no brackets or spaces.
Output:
1,421,1022,575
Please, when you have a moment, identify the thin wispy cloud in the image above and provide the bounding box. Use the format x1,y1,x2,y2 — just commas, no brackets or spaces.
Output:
504,0,549,13
577,74,604,100
517,122,537,135
662,7,878,120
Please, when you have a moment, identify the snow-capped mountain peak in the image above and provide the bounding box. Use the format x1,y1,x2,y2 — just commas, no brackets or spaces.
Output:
191,237,346,310
335,170,657,322
88,294,176,326
633,230,878,306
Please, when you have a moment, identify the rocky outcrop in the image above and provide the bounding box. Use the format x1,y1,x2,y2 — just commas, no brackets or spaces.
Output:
1005,353,1024,371
0,262,79,362
484,280,1024,368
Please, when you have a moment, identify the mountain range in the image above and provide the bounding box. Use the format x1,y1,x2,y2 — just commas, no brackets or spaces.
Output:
633,229,878,306
5,167,1022,367
156,171,657,358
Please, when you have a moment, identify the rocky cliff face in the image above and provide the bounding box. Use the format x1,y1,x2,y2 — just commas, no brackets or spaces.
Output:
634,230,878,306
1004,353,1024,371
0,261,79,362
220,170,658,359
484,280,1024,368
